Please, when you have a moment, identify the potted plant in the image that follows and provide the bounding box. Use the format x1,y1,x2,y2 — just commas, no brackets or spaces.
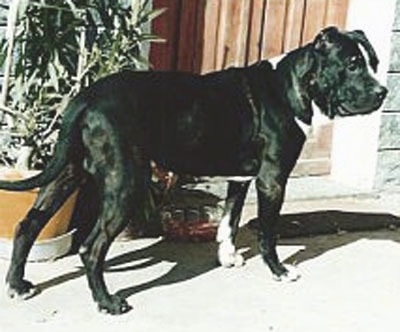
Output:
0,0,164,260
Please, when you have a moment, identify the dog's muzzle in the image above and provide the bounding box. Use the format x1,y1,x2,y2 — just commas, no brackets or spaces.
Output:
338,85,388,116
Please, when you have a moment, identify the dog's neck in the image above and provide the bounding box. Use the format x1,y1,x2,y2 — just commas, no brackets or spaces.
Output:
275,46,318,126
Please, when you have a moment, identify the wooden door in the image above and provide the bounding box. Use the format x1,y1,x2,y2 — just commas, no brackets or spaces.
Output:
150,0,350,176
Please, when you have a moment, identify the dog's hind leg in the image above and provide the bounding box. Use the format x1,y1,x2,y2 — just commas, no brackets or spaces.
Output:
79,113,148,314
217,180,251,267
78,193,133,314
78,154,146,315
6,164,81,299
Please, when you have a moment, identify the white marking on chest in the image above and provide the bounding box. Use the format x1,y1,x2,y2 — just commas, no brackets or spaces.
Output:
294,117,312,136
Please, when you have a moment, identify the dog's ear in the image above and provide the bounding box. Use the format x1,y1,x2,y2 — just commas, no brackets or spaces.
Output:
313,26,339,53
345,30,379,72
276,49,317,125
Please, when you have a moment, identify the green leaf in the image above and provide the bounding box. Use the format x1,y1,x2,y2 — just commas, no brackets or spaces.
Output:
138,7,167,24
47,63,59,92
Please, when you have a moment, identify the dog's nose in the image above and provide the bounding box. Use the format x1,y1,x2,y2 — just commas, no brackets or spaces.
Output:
375,86,388,101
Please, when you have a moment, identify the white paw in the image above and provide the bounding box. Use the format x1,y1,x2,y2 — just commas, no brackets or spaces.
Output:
218,242,245,268
272,265,301,282
6,282,39,301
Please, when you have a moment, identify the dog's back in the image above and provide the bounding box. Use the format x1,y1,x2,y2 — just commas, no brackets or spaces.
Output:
76,69,262,175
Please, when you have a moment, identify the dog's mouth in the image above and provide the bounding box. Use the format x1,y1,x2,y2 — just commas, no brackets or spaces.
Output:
336,104,354,116
336,86,387,117
336,101,382,117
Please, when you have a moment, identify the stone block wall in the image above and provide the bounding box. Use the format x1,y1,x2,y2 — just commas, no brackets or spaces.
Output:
375,0,400,189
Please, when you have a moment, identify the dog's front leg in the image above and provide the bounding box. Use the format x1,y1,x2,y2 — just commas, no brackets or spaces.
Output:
217,180,251,267
256,169,300,282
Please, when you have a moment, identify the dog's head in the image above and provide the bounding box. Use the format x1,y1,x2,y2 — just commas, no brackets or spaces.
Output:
310,26,387,119
277,27,387,123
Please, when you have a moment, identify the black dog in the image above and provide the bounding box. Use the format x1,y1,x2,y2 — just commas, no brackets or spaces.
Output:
0,27,387,314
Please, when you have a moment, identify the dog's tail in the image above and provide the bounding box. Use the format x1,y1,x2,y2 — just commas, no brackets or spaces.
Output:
0,99,88,191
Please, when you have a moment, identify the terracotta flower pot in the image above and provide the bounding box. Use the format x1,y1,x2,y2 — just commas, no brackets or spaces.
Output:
0,168,78,240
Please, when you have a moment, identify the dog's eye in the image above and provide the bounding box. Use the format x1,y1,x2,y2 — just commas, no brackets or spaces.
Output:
348,56,361,72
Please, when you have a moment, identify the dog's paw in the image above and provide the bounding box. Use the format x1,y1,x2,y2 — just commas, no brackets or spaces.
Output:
272,265,301,282
218,242,245,268
6,280,39,301
219,252,245,268
98,295,132,315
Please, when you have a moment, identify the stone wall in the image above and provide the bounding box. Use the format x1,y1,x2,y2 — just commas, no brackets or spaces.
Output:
375,0,400,189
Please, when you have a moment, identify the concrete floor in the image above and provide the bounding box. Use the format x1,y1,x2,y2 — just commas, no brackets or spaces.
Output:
1,180,400,332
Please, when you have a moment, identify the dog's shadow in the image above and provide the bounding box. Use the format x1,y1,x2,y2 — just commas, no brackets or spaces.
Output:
37,209,400,301
37,226,260,300
107,231,257,300
278,210,400,264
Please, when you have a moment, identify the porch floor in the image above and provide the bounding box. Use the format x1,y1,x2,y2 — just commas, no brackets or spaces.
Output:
1,182,400,332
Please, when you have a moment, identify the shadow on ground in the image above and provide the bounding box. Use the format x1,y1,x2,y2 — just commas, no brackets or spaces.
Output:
37,209,400,302
278,210,400,265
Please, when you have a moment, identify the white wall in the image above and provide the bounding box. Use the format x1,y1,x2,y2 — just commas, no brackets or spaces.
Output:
330,0,396,190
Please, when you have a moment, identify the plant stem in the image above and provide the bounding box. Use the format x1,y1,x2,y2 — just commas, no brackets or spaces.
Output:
76,26,87,92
